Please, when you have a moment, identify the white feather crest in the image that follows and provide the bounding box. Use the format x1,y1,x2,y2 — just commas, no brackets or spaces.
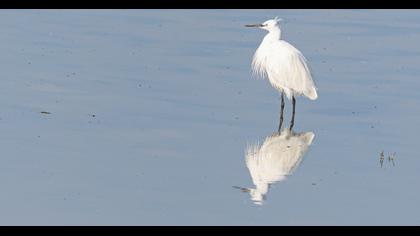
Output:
274,16,283,23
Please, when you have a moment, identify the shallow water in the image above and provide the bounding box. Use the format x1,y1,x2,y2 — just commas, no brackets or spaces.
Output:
0,9,419,225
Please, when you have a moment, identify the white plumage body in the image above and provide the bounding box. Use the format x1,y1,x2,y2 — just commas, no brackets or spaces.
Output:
245,129,315,205
252,35,318,100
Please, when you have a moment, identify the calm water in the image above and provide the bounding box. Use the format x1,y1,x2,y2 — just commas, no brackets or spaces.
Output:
0,9,419,225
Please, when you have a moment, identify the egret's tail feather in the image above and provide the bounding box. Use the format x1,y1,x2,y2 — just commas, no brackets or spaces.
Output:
305,86,318,100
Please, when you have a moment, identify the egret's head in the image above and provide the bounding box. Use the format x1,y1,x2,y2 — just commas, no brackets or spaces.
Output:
245,16,282,32
249,189,266,205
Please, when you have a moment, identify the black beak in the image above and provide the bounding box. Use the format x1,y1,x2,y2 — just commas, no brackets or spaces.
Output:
245,24,264,27
232,186,251,193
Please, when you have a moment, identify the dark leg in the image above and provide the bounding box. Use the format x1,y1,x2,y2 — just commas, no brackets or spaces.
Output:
278,93,285,133
289,96,296,131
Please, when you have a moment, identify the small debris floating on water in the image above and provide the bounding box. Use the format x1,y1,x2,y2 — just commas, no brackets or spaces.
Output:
379,151,396,168
388,152,396,166
379,151,384,168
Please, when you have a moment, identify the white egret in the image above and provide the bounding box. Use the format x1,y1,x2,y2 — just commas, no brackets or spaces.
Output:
234,129,315,205
245,17,318,132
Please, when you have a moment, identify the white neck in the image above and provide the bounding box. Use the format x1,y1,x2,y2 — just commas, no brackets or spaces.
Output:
265,27,282,41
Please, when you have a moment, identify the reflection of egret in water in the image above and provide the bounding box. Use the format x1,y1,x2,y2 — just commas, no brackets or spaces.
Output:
234,129,315,205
